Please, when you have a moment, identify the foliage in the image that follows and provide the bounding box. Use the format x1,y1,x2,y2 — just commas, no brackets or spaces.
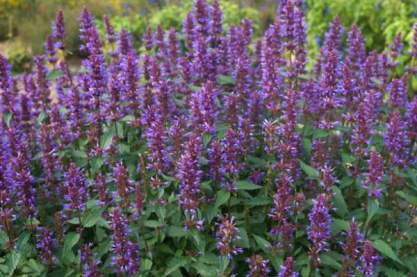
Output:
306,0,417,58
1,39,31,72
0,0,417,276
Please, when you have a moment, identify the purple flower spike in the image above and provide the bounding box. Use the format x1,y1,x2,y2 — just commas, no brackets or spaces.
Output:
210,0,223,45
177,134,203,219
64,163,88,214
113,162,132,206
0,54,14,114
364,151,384,199
190,81,218,133
384,111,410,167
360,240,380,277
278,257,299,277
388,78,407,109
103,15,116,44
308,193,331,266
45,35,57,64
110,207,140,275
80,243,101,277
341,219,363,275
52,10,65,50
36,227,57,266
246,254,270,277
215,215,243,259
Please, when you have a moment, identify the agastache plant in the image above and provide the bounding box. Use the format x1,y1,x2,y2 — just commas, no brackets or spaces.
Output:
0,0,416,275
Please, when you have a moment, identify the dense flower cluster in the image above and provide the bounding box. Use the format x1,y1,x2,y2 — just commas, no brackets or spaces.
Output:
0,0,416,275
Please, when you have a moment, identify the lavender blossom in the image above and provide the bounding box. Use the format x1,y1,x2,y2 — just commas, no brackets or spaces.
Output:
177,134,203,220
103,15,116,44
190,81,218,133
341,219,363,275
143,27,153,51
384,111,410,167
52,10,65,49
45,35,57,64
278,257,299,277
215,215,242,259
36,227,57,266
246,255,270,277
64,163,88,214
364,151,384,198
95,174,109,207
113,162,132,206
0,55,15,114
359,240,380,277
308,193,331,266
210,0,223,45
221,129,243,189
388,78,407,109
80,243,101,277
269,175,295,250
110,207,140,275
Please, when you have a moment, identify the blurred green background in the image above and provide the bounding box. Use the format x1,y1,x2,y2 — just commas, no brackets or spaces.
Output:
0,0,416,72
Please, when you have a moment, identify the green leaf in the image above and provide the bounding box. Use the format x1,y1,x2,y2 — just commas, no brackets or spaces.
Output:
373,239,403,265
236,180,262,190
82,208,103,228
246,195,271,207
46,69,64,80
332,186,348,216
141,258,153,272
100,131,114,149
380,267,407,277
218,75,234,86
396,191,417,206
365,199,379,228
215,191,230,208
163,257,187,277
299,160,319,179
3,112,12,128
0,229,8,249
6,251,21,277
253,235,271,252
320,253,342,270
167,226,187,238
331,219,349,235
144,220,164,228
237,228,250,248
62,232,80,264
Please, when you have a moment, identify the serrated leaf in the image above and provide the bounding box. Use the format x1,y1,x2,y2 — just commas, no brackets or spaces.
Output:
237,228,250,248
218,75,234,85
236,180,262,190
215,191,230,208
253,235,271,252
167,226,187,238
6,251,20,277
299,160,319,179
46,70,64,80
396,191,417,206
373,239,403,265
246,195,270,206
332,186,348,216
331,219,349,235
163,257,187,277
62,232,80,264
100,131,114,149
320,253,342,270
141,258,153,271
144,220,164,228
82,208,103,228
